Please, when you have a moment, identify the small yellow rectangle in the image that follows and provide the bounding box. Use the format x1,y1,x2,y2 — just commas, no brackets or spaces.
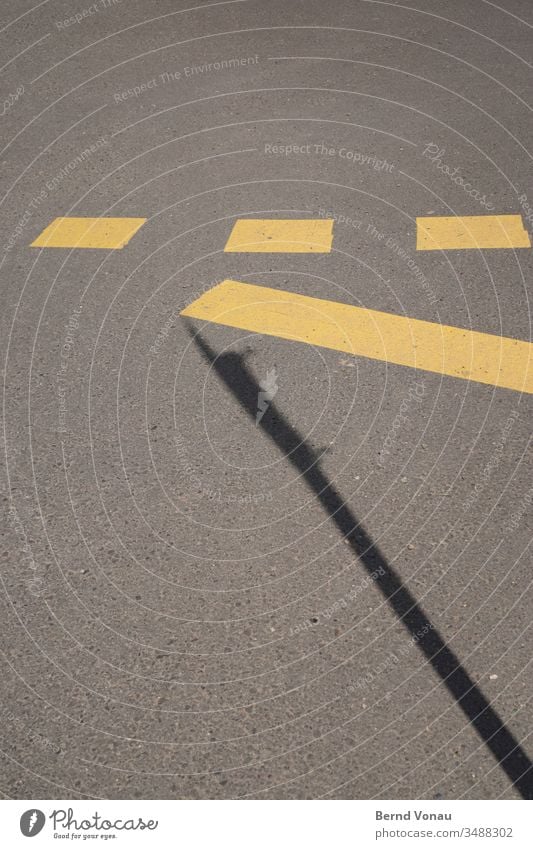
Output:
416,215,531,250
181,280,533,394
31,217,147,249
224,218,334,252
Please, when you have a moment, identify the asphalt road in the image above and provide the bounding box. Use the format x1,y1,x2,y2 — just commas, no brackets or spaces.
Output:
0,0,532,800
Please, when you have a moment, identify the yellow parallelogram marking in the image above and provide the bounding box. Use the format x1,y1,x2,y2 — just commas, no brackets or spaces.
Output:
181,280,533,394
31,217,147,249
224,218,334,252
416,215,531,250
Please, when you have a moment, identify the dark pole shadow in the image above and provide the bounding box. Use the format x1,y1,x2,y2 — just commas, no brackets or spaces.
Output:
184,320,533,799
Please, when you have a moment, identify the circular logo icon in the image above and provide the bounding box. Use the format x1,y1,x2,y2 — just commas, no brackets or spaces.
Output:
20,810,46,837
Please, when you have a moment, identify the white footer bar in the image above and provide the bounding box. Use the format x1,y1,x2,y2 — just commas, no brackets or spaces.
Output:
1,799,531,848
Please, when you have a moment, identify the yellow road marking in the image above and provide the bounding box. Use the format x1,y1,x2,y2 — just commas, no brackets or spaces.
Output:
31,217,146,249
181,280,533,394
416,215,531,250
224,218,334,252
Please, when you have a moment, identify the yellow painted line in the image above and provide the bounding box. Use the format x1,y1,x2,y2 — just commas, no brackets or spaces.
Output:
416,215,531,250
181,280,533,394
31,217,147,249
224,218,334,252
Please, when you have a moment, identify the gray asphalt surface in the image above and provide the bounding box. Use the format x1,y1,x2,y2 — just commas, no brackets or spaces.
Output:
0,0,532,800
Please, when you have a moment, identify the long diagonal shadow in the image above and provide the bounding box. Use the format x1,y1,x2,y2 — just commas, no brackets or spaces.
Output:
184,321,533,799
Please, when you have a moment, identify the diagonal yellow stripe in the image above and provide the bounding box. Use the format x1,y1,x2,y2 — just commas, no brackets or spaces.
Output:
224,218,333,252
31,217,146,249
416,215,531,250
181,280,533,394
